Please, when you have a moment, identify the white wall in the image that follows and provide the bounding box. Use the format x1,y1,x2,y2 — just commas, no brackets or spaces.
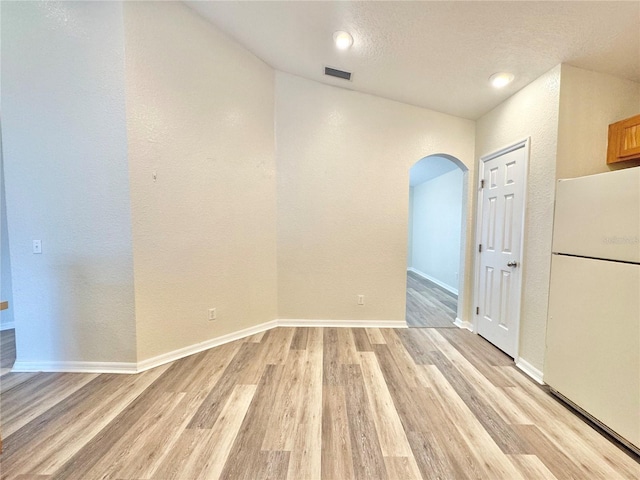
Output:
1,1,137,363
123,2,278,361
0,5,10,331
410,168,463,293
275,72,475,322
557,64,640,179
407,187,414,269
475,65,561,372
1,124,15,330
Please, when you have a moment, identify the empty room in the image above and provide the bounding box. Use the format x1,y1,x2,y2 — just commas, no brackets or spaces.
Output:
1,1,639,479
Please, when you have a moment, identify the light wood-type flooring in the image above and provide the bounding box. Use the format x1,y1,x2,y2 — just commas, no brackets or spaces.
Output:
0,329,16,376
406,271,457,327
1,327,638,479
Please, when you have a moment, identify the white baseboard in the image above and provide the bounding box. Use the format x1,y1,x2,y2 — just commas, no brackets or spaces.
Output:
10,318,407,375
7,317,546,387
407,267,458,295
0,321,15,331
515,357,545,385
453,317,473,331
277,319,407,328
11,360,137,374
137,320,278,373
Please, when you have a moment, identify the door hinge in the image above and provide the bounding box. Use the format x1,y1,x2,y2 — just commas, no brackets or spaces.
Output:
480,179,485,189
476,306,480,315
478,244,482,253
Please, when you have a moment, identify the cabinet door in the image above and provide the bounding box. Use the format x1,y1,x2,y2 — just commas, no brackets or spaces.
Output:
607,114,640,164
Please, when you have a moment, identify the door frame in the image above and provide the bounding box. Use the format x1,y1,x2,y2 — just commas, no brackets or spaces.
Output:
472,137,530,359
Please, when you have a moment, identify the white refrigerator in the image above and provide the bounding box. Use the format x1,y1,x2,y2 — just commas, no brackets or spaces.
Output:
545,166,639,454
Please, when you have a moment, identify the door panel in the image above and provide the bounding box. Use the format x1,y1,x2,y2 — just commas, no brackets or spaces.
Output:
476,144,526,357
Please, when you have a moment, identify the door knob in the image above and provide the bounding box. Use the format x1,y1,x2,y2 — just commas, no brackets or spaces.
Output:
507,261,519,267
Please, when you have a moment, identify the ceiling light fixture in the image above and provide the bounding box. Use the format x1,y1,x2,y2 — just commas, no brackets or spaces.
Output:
333,31,353,50
489,72,515,89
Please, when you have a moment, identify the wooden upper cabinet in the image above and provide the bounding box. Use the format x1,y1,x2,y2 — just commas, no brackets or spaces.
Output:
607,114,640,164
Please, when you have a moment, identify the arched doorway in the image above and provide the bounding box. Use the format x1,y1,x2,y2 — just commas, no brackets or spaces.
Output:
406,154,468,327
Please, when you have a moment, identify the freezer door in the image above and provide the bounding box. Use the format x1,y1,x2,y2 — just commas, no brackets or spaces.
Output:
552,167,639,263
545,254,639,449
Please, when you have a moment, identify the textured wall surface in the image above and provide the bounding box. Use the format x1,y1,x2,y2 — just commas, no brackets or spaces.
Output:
407,188,414,269
123,2,278,361
410,168,463,292
1,1,137,363
475,65,562,372
1,124,14,329
557,65,640,179
275,73,475,322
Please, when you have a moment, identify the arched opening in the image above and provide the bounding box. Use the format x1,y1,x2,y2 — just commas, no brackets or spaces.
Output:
406,154,468,328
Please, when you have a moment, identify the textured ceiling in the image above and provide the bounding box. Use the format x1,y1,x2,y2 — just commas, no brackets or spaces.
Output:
186,1,640,120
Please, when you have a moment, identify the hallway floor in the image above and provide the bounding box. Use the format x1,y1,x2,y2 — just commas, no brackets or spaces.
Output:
406,271,457,327
0,329,16,376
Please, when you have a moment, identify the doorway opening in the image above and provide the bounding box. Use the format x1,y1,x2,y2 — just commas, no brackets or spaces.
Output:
406,154,468,328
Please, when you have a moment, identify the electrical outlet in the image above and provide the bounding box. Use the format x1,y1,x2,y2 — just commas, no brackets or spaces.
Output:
33,240,42,254
208,308,217,321
357,295,365,306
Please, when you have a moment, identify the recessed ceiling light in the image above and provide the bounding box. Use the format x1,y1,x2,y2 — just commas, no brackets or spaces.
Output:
489,72,515,88
333,31,353,50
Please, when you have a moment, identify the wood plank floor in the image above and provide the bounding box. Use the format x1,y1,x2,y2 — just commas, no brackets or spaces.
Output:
406,271,457,327
0,329,16,376
1,327,638,479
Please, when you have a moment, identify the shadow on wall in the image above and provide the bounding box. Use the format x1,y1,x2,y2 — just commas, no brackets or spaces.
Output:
407,154,467,301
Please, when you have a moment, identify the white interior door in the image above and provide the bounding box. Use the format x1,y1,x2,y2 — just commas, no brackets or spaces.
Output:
475,140,527,358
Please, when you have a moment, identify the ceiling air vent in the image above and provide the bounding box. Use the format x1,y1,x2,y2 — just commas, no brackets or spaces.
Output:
324,66,352,81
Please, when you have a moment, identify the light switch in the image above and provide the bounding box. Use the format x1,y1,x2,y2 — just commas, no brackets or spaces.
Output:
33,240,42,254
